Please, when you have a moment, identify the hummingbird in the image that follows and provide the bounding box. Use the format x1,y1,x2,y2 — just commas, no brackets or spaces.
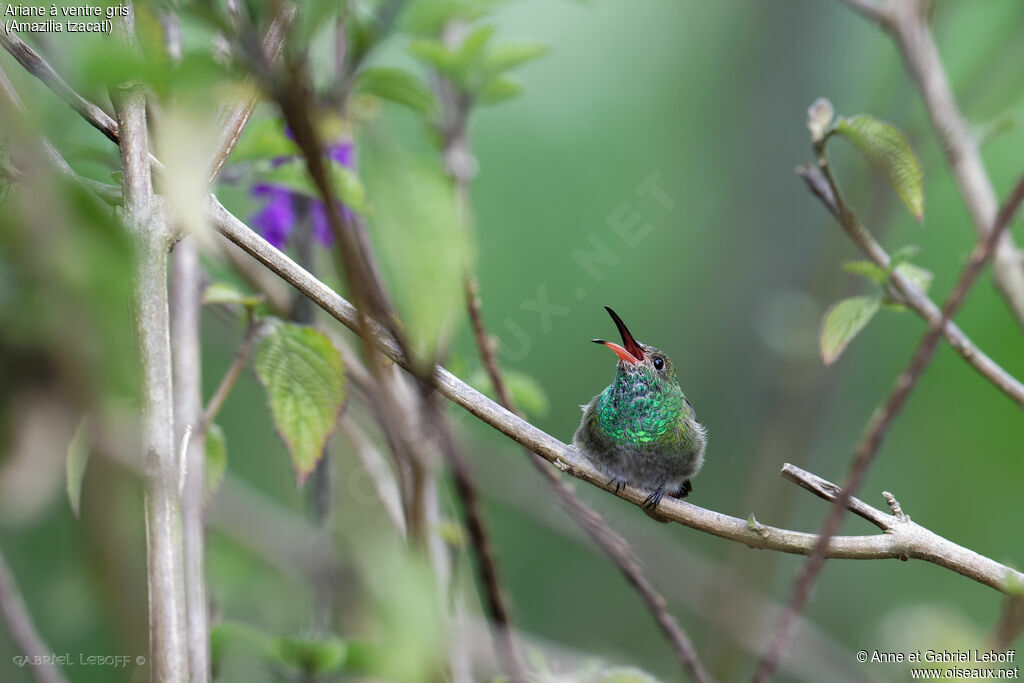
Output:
573,307,707,512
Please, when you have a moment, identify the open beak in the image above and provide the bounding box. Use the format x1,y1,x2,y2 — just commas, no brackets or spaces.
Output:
592,307,645,364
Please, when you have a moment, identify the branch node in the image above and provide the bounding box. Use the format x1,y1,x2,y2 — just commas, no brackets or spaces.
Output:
882,490,906,520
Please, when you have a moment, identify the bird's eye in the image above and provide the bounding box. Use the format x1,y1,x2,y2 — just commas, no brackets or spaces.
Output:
653,357,665,370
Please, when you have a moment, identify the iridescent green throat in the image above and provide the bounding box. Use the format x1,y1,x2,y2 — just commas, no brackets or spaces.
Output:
595,364,687,448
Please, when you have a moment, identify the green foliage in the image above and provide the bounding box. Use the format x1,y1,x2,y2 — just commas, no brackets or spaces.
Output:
819,295,881,365
355,67,438,116
253,321,347,485
65,417,91,518
408,22,547,105
894,262,934,293
201,282,264,309
269,634,347,676
400,0,505,36
469,368,550,417
842,260,887,285
227,118,301,166
832,114,925,221
204,423,228,504
358,128,472,362
259,159,370,214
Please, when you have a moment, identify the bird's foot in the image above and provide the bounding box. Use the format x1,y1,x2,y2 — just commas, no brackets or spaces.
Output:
642,485,666,511
606,476,628,494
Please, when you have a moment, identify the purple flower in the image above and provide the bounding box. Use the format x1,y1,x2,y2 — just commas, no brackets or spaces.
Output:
249,131,356,250
251,184,295,250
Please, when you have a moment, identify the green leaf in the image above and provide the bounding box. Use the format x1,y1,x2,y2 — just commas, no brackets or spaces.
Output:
269,635,347,675
202,282,264,308
833,115,925,221
258,160,369,214
354,67,438,116
66,417,91,518
469,368,549,417
478,76,523,105
842,260,887,285
895,262,934,293
408,39,457,73
358,130,472,362
887,244,921,272
819,295,881,365
254,322,347,485
485,41,549,74
204,424,227,504
227,118,300,166
399,0,502,36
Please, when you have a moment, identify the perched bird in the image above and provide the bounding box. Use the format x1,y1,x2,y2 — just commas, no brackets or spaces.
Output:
573,307,707,512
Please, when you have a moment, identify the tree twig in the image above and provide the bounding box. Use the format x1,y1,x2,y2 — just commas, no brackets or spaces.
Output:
201,316,258,433
754,169,1024,682
0,30,120,144
466,281,715,683
839,0,1024,328
0,545,69,683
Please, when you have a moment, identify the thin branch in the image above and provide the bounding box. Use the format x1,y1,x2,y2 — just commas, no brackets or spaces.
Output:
0,30,120,144
207,199,1024,593
842,0,1024,328
797,162,1024,408
206,4,296,187
466,279,714,683
0,545,69,683
201,316,258,432
755,169,1024,683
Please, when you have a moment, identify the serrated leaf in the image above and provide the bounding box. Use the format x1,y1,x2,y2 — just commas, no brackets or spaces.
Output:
204,423,227,504
269,635,347,675
834,115,924,221
254,322,347,485
485,40,549,74
895,262,933,293
842,260,887,285
819,295,881,365
354,67,438,116
202,282,264,308
66,417,91,518
478,76,523,105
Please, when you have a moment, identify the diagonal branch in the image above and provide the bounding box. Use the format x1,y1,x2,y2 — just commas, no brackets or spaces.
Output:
0,546,69,683
754,169,1024,682
797,162,1024,408
207,199,1024,594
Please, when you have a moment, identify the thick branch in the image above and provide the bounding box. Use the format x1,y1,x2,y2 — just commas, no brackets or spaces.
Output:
207,200,1024,593
112,5,188,680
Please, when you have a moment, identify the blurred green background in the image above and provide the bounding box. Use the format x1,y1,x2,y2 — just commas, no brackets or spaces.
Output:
2,0,1024,681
